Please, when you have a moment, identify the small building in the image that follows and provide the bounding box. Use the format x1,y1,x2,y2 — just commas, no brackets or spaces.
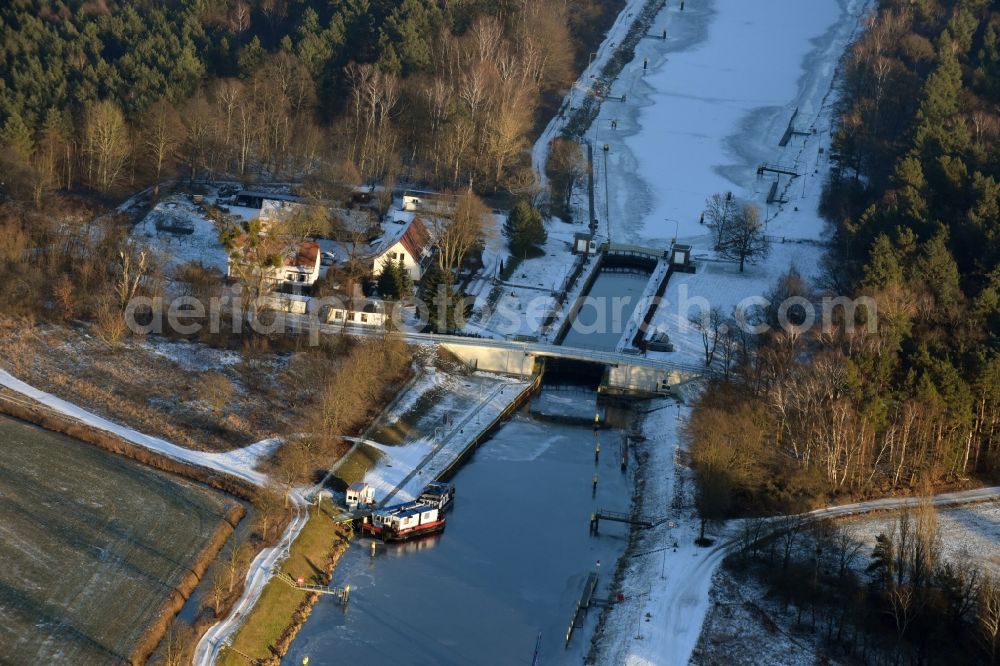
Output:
669,243,695,273
320,301,388,328
369,217,431,282
346,482,375,510
573,233,599,255
233,190,299,209
280,241,322,285
402,190,459,216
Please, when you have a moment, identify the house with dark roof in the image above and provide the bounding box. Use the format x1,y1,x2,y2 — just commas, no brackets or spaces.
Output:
369,217,432,281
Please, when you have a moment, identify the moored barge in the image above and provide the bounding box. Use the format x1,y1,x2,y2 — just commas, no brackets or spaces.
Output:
361,500,445,542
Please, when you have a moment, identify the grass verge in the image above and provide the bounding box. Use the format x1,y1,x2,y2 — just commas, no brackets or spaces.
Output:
218,498,352,665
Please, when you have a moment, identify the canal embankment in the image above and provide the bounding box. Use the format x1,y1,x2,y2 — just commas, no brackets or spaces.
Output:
285,393,638,665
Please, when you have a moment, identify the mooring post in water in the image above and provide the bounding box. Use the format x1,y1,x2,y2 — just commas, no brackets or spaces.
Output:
593,412,600,430
592,474,599,497
590,512,598,535
594,439,601,463
370,541,377,557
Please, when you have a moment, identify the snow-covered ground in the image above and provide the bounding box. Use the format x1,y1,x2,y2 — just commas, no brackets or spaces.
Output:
0,368,277,485
589,396,738,666
131,195,231,275
841,501,1000,576
693,499,1000,665
543,0,876,663
349,369,529,505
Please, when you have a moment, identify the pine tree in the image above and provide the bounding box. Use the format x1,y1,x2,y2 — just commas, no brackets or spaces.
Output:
377,259,401,299
914,49,970,158
862,234,904,291
504,201,547,257
419,261,460,332
915,230,963,308
396,257,413,297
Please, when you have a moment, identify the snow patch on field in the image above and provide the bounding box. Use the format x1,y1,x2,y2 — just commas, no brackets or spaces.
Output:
131,196,229,275
0,369,275,486
140,337,243,370
841,502,1000,576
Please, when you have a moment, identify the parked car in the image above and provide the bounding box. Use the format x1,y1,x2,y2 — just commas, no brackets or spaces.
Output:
320,251,336,267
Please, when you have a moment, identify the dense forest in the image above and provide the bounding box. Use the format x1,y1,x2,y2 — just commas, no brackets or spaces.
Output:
689,0,1000,516
0,0,621,204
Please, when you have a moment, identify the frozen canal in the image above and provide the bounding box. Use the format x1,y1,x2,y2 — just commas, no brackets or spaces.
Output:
286,399,634,665
561,270,651,351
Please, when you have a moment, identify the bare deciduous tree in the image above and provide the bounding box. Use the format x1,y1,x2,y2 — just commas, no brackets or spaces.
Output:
704,192,738,250
980,574,1000,665
141,99,184,196
719,203,770,272
689,305,726,367
83,100,130,192
431,189,492,283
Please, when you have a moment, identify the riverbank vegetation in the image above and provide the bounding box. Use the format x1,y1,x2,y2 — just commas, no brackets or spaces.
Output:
688,0,1000,516
699,502,1000,665
217,498,351,666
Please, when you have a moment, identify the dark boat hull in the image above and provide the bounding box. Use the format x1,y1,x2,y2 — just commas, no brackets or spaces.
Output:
361,519,447,543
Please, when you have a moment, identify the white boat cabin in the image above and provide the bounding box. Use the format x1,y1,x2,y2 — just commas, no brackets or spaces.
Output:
346,482,375,510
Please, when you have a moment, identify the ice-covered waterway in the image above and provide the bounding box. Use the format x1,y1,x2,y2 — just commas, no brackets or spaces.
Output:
561,270,652,352
286,400,634,665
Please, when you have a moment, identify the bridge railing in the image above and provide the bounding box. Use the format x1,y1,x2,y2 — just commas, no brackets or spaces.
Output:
285,312,714,377
599,242,667,259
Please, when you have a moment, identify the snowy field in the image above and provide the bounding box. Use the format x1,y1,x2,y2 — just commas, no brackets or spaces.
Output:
841,502,1000,576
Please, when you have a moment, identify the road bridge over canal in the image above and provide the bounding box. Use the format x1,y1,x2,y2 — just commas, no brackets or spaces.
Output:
286,312,707,394
434,336,707,396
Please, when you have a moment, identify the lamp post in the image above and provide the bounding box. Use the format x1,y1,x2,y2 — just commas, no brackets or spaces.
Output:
661,521,678,579
664,217,680,246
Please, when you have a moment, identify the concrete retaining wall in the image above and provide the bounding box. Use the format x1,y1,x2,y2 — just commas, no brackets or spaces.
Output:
440,343,536,376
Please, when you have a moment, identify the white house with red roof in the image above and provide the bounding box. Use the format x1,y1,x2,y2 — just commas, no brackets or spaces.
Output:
226,236,322,287
369,216,431,281
279,240,322,286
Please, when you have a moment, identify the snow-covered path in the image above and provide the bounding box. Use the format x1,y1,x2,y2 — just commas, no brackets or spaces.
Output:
193,495,311,666
531,0,653,191
0,369,276,485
